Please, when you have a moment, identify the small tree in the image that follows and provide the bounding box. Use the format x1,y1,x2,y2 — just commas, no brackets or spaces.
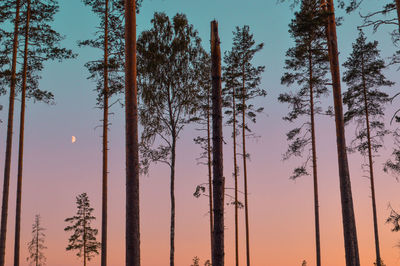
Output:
302,260,307,266
64,193,100,266
26,215,46,266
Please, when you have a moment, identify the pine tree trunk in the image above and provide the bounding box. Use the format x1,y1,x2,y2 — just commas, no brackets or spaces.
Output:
13,2,31,266
207,86,214,259
308,46,321,266
101,0,109,265
35,218,38,266
84,216,87,266
232,82,239,266
169,137,176,266
0,1,21,265
395,0,400,33
241,61,250,266
211,20,225,266
361,53,381,266
322,1,360,265
124,0,140,265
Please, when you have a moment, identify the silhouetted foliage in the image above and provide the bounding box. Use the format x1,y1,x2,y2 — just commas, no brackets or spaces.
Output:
64,193,100,265
343,31,392,156
279,0,330,180
79,0,125,105
137,12,205,266
26,215,46,266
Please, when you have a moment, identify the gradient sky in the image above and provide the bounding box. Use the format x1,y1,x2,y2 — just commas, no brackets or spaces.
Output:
1,0,400,265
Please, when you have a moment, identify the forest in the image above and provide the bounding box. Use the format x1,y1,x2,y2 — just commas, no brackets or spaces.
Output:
1,0,400,265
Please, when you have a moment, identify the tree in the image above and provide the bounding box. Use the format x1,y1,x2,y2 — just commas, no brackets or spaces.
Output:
124,0,141,265
137,12,205,266
279,1,329,265
342,31,393,266
0,1,21,265
26,215,46,266
222,45,241,266
79,1,125,265
210,20,224,266
223,25,266,266
64,193,100,266
320,0,361,265
302,260,307,266
13,1,74,265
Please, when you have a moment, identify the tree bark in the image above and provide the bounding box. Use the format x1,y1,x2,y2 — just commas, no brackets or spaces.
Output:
207,86,213,259
322,1,360,265
232,80,239,266
211,20,225,266
361,52,381,266
308,46,321,266
0,1,21,265
125,0,140,265
101,0,109,265
13,1,31,266
169,137,176,266
241,59,250,266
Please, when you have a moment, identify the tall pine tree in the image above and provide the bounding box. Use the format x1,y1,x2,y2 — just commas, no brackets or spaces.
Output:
279,1,329,265
223,25,265,266
13,1,74,264
342,31,393,266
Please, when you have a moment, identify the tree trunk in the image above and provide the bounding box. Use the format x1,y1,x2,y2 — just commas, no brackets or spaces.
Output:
0,1,21,265
13,1,31,266
241,59,250,266
232,81,239,266
207,86,213,259
211,20,225,266
169,137,176,266
35,219,38,266
361,53,381,266
84,215,87,266
308,46,321,266
124,0,140,265
101,0,109,265
322,1,360,265
395,0,400,33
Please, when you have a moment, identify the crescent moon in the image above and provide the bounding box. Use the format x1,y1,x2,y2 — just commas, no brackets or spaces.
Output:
72,136,76,143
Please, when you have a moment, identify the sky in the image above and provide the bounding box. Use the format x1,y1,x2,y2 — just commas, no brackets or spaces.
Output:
1,0,400,265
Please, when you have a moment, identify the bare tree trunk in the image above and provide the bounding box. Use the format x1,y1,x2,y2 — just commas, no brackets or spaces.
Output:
101,0,109,265
232,82,239,266
207,86,213,259
322,1,360,265
241,62,250,266
361,53,381,266
0,1,21,265
84,216,87,266
13,2,31,266
211,20,225,266
169,137,176,266
395,0,400,33
308,47,321,266
35,219,38,266
125,1,140,265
